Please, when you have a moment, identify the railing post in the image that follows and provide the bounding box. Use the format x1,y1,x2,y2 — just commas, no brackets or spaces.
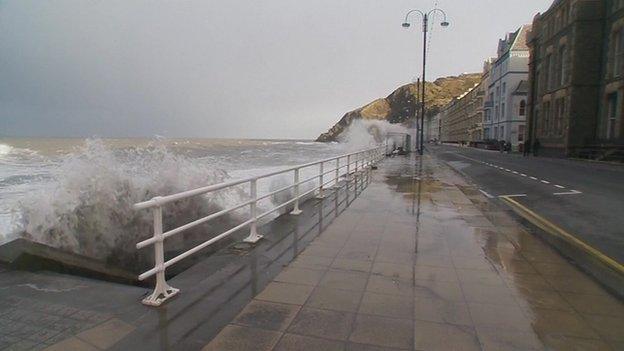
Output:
355,154,359,174
142,203,179,306
317,162,325,199
346,154,351,180
291,168,302,215
244,179,263,243
334,158,340,188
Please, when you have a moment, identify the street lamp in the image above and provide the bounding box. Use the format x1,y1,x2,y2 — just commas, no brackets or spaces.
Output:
402,8,450,155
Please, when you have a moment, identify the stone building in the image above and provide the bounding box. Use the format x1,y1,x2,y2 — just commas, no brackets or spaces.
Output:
599,0,624,144
483,25,531,150
526,0,624,156
440,81,485,144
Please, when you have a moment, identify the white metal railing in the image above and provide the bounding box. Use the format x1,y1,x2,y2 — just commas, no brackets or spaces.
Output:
134,145,385,306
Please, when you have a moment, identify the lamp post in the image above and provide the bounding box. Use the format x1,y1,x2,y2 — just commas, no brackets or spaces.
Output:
402,8,449,155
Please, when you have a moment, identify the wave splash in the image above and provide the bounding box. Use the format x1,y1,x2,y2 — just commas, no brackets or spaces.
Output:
15,140,249,271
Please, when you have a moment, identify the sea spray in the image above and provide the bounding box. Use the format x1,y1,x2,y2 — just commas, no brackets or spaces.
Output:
338,119,412,151
15,140,250,271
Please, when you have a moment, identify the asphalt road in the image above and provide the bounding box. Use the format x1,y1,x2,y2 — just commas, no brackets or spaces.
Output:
429,144,624,264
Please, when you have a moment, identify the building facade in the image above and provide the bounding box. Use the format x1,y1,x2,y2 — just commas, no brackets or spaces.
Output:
441,81,485,144
425,112,441,142
483,25,531,150
526,0,622,156
599,0,624,144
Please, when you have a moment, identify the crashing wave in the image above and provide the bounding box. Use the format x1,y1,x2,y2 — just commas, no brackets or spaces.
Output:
15,139,250,271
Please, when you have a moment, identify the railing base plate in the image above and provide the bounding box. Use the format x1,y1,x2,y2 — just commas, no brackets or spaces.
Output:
290,209,303,215
243,234,264,243
141,286,180,307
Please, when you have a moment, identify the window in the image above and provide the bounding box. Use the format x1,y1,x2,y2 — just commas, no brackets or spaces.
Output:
559,46,567,86
501,103,506,120
613,29,624,77
518,125,526,142
555,98,565,135
500,126,505,139
502,82,506,95
544,54,552,91
543,102,551,135
535,109,541,136
519,100,526,116
607,93,618,139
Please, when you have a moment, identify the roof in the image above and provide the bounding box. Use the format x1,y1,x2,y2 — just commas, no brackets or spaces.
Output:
513,80,529,95
548,0,564,11
510,24,532,51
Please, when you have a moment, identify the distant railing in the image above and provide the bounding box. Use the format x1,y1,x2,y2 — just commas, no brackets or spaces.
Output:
134,145,385,306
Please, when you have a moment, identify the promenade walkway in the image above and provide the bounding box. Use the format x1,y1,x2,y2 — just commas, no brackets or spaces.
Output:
203,155,624,351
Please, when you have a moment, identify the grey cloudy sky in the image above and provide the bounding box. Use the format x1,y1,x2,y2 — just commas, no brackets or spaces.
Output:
1,0,552,139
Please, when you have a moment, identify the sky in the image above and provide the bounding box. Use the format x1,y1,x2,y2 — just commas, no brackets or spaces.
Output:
0,0,553,140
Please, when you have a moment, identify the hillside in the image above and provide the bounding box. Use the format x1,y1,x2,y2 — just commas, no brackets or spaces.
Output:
316,73,482,142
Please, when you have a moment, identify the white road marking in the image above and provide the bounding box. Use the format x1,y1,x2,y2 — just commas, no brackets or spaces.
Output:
554,190,582,196
479,189,495,198
450,152,578,197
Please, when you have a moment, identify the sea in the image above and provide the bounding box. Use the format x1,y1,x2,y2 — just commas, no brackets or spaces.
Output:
0,136,378,264
0,120,408,270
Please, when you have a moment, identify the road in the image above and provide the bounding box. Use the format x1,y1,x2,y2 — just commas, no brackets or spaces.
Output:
429,144,624,264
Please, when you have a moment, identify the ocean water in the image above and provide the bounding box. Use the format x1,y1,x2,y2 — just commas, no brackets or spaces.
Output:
0,137,374,264
0,121,407,270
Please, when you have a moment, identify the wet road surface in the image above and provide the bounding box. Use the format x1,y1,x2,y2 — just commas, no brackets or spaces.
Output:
203,155,624,351
430,144,624,265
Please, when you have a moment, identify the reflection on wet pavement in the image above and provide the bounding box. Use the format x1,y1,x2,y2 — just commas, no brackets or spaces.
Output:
204,154,624,351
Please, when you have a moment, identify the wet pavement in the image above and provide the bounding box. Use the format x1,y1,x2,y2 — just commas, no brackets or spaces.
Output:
203,154,624,351
1,154,623,350
0,166,372,350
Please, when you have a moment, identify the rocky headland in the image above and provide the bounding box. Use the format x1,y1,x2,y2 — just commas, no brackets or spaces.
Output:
316,73,482,142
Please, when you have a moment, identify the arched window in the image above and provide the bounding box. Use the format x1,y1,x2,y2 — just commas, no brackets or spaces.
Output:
519,100,526,116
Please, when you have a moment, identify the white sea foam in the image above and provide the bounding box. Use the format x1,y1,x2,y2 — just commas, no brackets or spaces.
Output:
2,136,370,269
15,140,249,266
338,119,411,151
0,143,13,157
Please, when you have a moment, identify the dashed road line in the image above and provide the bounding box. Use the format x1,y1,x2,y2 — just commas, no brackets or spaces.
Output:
479,189,495,198
554,190,582,196
450,152,581,196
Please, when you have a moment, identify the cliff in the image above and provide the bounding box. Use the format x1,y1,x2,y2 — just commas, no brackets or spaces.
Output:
316,73,482,142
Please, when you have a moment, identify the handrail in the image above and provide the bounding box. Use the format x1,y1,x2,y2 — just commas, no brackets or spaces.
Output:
133,145,385,306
